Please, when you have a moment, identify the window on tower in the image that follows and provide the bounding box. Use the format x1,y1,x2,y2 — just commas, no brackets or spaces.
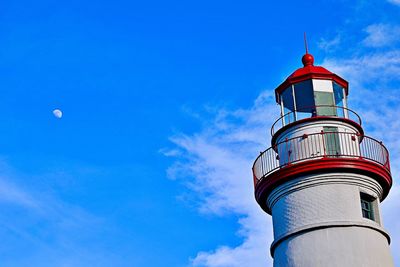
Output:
360,193,375,221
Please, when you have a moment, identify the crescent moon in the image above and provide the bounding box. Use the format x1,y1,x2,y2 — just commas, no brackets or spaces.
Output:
53,109,63,119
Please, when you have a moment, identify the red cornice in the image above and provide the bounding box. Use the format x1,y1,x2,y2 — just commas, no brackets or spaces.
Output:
255,158,392,214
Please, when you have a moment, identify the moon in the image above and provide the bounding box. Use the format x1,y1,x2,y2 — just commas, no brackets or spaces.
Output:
53,109,63,119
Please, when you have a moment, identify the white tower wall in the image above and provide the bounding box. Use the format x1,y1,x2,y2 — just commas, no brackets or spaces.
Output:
273,227,392,267
267,172,394,267
275,120,360,143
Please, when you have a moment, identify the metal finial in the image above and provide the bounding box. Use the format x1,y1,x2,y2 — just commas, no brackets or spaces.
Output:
304,32,309,54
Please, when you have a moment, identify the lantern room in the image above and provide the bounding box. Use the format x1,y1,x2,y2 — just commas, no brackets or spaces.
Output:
274,53,349,126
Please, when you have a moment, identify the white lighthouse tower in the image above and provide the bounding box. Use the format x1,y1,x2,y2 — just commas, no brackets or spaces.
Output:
253,52,394,266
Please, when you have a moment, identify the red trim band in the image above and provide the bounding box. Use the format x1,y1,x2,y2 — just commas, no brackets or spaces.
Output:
255,158,392,214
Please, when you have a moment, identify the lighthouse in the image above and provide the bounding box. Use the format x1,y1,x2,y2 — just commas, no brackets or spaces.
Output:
252,52,394,266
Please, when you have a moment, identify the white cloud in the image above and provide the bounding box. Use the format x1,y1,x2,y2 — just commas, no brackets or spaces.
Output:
191,218,269,267
318,35,341,51
362,24,400,47
166,92,276,266
0,178,40,209
388,0,400,6
0,172,98,229
323,50,400,86
0,164,106,267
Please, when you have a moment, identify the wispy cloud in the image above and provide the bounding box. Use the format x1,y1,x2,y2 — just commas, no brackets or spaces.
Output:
165,92,276,266
362,23,400,47
318,34,341,51
323,50,400,86
0,178,39,209
0,163,109,267
0,167,100,228
388,0,400,6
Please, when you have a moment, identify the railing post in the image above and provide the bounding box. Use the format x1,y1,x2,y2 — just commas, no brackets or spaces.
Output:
358,134,363,159
321,130,326,157
252,168,258,187
379,141,388,170
260,151,265,178
285,138,291,165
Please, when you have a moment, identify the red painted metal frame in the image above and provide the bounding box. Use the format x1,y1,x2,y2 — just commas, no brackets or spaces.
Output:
254,158,392,214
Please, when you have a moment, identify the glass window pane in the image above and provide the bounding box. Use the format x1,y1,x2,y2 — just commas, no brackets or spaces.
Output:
360,193,375,221
333,82,344,106
333,82,345,117
294,80,315,120
361,202,367,209
282,87,294,112
281,87,295,124
362,210,369,218
315,91,336,116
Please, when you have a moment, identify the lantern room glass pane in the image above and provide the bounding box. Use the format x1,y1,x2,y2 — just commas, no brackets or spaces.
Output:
281,87,295,124
294,80,315,120
312,80,336,116
314,91,336,116
333,82,345,117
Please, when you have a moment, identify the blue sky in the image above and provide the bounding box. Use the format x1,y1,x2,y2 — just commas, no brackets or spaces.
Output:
0,0,400,266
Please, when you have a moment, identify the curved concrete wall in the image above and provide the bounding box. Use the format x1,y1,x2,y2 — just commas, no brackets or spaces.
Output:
267,172,393,267
273,226,393,267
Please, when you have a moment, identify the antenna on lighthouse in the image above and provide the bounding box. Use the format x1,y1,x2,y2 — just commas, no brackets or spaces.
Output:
301,32,314,66
304,32,309,54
